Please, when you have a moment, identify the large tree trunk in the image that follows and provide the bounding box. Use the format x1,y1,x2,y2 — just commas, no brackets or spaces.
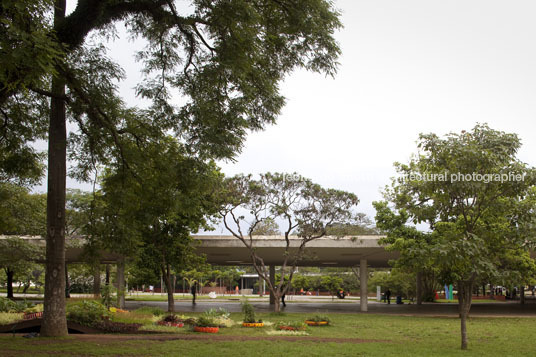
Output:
41,0,68,335
6,268,14,299
457,279,474,350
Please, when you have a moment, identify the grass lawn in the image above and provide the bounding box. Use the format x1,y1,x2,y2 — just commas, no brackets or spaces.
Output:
2,312,536,356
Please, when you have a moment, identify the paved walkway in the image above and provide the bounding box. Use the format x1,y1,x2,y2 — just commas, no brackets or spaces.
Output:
125,299,536,317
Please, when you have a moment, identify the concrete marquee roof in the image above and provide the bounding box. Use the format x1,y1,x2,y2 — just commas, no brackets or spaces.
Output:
1,235,398,267
194,235,398,268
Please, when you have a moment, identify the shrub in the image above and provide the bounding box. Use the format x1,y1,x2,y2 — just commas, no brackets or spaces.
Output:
275,321,307,331
195,315,218,328
100,285,116,308
162,314,180,324
0,312,24,325
306,315,330,323
241,299,260,323
24,304,44,314
205,307,230,319
0,298,33,313
66,300,110,326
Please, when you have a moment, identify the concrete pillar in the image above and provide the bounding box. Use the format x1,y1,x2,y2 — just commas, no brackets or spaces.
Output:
269,265,275,305
93,264,101,298
360,259,368,312
116,257,125,309
416,271,423,305
259,277,264,297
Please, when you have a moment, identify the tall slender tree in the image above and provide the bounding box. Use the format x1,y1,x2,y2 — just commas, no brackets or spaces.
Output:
1,0,342,336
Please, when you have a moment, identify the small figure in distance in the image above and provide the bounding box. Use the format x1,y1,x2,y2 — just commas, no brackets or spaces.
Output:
385,288,391,304
191,282,198,305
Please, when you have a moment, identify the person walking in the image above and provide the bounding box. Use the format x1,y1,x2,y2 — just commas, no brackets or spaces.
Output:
191,282,198,305
385,288,391,304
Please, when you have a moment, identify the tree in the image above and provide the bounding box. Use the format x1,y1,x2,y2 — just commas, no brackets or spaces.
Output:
100,137,223,312
378,124,536,350
1,0,342,336
0,238,44,298
0,184,46,298
374,201,440,303
251,218,281,235
221,172,359,312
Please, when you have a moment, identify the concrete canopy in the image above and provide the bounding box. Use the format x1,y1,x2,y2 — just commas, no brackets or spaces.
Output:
194,235,398,268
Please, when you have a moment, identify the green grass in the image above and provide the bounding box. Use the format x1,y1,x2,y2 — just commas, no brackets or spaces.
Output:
1,312,536,356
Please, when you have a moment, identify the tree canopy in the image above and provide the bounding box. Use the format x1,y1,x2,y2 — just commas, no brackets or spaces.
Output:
1,0,342,336
221,172,359,311
376,124,536,350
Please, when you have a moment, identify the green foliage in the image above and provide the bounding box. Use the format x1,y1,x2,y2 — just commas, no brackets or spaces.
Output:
195,315,218,328
0,184,46,236
0,297,33,313
134,306,165,317
100,284,116,309
66,300,110,327
306,315,330,323
369,270,416,299
321,275,343,295
275,321,307,330
0,312,24,325
24,303,44,314
205,308,231,320
241,299,257,323
222,172,360,311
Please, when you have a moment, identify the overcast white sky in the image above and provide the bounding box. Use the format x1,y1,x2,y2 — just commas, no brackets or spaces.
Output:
57,0,536,227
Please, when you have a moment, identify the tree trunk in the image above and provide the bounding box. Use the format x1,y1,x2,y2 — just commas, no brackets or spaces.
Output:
457,279,474,350
6,268,14,299
273,292,281,312
162,264,174,312
520,285,525,305
41,0,68,336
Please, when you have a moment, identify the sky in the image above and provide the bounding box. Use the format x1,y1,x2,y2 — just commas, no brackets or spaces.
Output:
56,0,536,229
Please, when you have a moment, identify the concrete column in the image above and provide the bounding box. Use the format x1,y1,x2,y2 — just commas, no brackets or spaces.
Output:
416,271,423,305
269,265,275,305
360,259,368,312
259,277,264,297
116,257,125,309
93,264,101,298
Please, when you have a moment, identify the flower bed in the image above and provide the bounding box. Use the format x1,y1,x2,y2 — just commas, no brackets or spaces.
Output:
305,320,329,326
157,321,184,328
23,312,44,320
193,326,219,333
242,322,264,327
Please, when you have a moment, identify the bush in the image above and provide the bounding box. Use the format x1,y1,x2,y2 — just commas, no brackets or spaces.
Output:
205,307,230,319
0,298,33,313
24,304,44,314
0,312,24,325
306,315,330,323
134,306,165,316
66,300,111,326
241,299,260,323
195,315,218,327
